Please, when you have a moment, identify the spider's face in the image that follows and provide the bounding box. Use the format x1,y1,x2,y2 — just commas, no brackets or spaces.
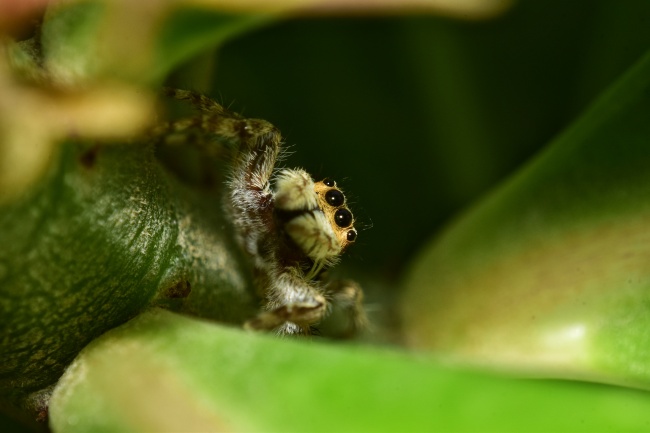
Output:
275,170,356,268
313,178,357,250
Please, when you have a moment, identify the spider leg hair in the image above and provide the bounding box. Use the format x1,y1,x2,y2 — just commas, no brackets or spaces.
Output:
161,88,282,252
274,169,319,211
244,269,328,334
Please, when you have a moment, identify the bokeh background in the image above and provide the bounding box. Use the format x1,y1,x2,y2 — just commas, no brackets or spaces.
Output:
208,0,650,284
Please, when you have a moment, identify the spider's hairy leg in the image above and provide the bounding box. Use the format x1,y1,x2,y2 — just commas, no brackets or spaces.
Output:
157,87,281,220
152,88,241,152
274,169,319,211
155,87,281,169
162,87,226,113
244,270,328,335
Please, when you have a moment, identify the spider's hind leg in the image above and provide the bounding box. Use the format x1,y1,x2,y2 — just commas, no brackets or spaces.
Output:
156,88,282,226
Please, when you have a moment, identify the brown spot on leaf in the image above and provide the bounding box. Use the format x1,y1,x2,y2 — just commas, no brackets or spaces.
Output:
79,146,100,169
35,407,48,423
165,280,191,299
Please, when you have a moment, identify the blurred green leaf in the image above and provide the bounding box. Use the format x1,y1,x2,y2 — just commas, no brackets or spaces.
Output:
153,9,273,85
42,0,506,86
50,309,650,433
42,1,274,85
401,49,650,388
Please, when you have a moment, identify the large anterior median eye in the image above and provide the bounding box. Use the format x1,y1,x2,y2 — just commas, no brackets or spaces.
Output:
325,189,345,207
334,208,353,228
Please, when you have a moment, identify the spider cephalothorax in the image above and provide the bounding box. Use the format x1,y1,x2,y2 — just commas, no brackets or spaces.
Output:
158,88,366,336
277,173,357,279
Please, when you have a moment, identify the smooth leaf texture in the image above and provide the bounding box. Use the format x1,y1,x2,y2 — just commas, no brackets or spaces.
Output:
401,50,650,388
50,309,650,433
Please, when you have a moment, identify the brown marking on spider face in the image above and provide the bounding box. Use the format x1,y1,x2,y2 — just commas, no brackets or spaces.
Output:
314,179,357,251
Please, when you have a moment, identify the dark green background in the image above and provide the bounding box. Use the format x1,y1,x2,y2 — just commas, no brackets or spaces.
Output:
209,0,650,282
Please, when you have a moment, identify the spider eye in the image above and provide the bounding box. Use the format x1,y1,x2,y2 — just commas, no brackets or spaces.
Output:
334,208,353,228
323,178,335,187
325,189,345,207
346,229,357,242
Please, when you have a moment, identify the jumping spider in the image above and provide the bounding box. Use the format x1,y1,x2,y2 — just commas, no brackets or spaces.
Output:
157,88,367,336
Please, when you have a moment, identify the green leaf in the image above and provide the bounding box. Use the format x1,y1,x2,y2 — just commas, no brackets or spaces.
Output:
401,50,650,388
152,8,273,85
41,1,274,85
40,0,510,87
49,309,650,433
0,143,255,414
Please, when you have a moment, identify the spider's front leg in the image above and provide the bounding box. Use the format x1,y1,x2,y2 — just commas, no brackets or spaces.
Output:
244,269,329,335
158,88,281,252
